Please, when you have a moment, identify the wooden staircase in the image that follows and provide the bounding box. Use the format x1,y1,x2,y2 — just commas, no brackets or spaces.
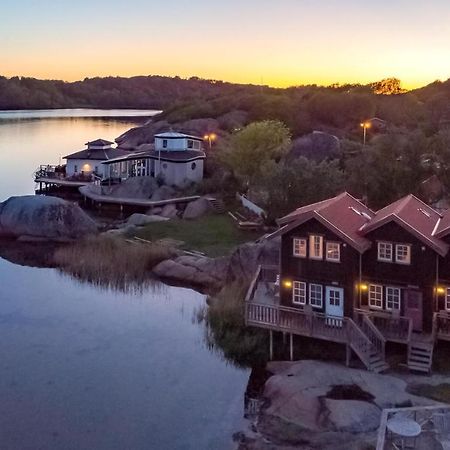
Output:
407,340,434,373
207,197,226,214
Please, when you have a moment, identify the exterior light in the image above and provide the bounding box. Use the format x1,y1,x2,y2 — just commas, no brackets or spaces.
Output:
436,286,446,295
203,133,217,150
359,283,368,291
283,280,292,289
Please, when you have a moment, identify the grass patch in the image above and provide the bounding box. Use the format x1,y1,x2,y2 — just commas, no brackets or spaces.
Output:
54,235,175,291
407,383,450,403
134,214,263,257
195,282,268,367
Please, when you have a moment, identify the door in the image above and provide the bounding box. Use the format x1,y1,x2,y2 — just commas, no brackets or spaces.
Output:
325,287,344,326
404,290,423,332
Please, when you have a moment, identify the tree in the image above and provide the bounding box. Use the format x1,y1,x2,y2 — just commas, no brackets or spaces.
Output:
219,120,291,187
371,78,406,95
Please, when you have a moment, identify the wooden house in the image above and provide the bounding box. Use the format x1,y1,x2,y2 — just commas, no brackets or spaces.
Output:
245,192,450,373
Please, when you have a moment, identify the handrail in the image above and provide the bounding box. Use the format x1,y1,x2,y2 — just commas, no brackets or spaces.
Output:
362,314,386,360
433,311,450,340
245,265,262,303
346,318,374,369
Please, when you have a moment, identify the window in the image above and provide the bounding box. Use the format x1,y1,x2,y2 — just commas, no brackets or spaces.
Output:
396,244,411,264
74,165,78,173
309,284,323,308
162,139,168,148
368,284,383,309
386,287,401,311
292,281,306,305
193,141,200,149
187,140,194,149
328,289,341,306
309,235,323,259
293,238,307,258
378,242,393,262
191,162,197,170
94,166,98,173
446,288,450,311
326,242,340,262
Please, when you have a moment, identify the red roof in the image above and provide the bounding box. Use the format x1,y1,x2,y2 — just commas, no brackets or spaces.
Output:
433,210,450,239
359,194,448,256
271,192,374,253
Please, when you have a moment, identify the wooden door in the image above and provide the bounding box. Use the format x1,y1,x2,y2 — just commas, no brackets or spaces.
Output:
404,290,423,332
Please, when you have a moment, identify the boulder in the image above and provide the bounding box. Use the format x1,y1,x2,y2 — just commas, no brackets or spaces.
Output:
182,197,212,219
160,203,179,219
126,214,169,226
102,177,159,199
150,185,176,202
152,255,229,289
146,206,163,215
288,131,341,162
226,237,280,283
0,196,98,240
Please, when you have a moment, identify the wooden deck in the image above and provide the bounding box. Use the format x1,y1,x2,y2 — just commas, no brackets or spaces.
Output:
245,265,450,373
35,177,91,187
79,185,201,208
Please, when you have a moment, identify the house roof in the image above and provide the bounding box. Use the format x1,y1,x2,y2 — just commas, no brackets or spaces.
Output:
433,210,450,239
64,147,130,161
154,132,203,141
270,192,375,253
85,138,114,147
360,194,448,256
102,149,206,165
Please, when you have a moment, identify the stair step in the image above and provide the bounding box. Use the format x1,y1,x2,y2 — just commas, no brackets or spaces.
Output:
408,362,432,373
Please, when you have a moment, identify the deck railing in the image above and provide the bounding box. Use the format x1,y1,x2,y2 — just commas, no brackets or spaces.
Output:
244,264,278,303
433,311,450,341
355,309,412,343
354,311,386,360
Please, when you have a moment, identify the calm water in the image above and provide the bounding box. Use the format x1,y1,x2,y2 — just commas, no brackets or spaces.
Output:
0,111,250,449
0,109,159,201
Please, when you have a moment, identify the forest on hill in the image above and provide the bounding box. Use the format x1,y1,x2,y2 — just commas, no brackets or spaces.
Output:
0,75,449,138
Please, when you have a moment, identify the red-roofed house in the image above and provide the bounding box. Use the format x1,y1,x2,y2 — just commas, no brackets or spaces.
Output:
245,192,450,374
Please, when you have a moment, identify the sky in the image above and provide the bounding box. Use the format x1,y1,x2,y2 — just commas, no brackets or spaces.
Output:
1,0,449,89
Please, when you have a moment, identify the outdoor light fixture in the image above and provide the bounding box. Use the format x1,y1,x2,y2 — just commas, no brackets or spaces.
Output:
203,133,217,150
436,286,446,295
359,283,368,291
283,280,292,288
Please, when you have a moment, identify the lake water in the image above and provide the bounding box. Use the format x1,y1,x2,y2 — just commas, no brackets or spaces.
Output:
0,109,159,201
0,110,251,449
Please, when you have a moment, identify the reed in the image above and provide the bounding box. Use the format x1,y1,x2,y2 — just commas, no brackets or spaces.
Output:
54,235,175,291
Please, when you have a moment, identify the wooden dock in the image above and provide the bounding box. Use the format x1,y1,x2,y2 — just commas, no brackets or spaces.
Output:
35,177,91,188
79,185,200,208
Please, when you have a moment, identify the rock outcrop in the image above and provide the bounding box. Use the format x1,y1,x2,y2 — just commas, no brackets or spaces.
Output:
252,360,437,449
182,197,212,219
152,255,229,289
150,185,177,202
0,196,98,240
126,213,169,226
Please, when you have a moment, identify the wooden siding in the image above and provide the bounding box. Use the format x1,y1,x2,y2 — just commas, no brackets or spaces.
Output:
280,218,360,318
361,221,438,332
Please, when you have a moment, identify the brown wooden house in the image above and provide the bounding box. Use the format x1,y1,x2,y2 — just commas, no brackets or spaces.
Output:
245,192,450,373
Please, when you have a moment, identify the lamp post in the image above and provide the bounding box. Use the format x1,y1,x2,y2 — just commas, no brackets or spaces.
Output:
203,133,217,150
360,122,371,146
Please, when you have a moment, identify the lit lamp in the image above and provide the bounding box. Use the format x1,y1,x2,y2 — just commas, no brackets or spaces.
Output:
360,122,371,146
359,283,368,292
436,286,446,295
283,280,292,289
203,133,217,150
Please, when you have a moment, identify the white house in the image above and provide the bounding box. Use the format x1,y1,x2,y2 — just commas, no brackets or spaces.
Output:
64,139,130,178
103,132,206,187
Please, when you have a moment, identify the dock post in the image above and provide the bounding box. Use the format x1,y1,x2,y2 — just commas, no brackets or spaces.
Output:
269,330,273,360
289,333,293,361
346,345,351,367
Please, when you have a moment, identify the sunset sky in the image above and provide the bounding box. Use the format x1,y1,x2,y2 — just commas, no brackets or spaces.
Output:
2,0,449,89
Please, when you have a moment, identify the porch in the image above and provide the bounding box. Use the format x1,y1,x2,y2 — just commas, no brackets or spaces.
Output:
245,265,450,373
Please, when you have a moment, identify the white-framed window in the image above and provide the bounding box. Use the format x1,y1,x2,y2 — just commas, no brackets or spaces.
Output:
187,140,194,149
368,284,383,309
386,287,401,311
162,139,168,148
292,281,306,305
378,242,393,262
446,288,450,311
309,283,323,308
326,242,340,262
293,238,307,258
309,235,323,260
395,244,411,264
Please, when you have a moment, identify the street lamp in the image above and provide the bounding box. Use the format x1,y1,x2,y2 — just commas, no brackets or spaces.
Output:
360,122,371,146
203,133,217,150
